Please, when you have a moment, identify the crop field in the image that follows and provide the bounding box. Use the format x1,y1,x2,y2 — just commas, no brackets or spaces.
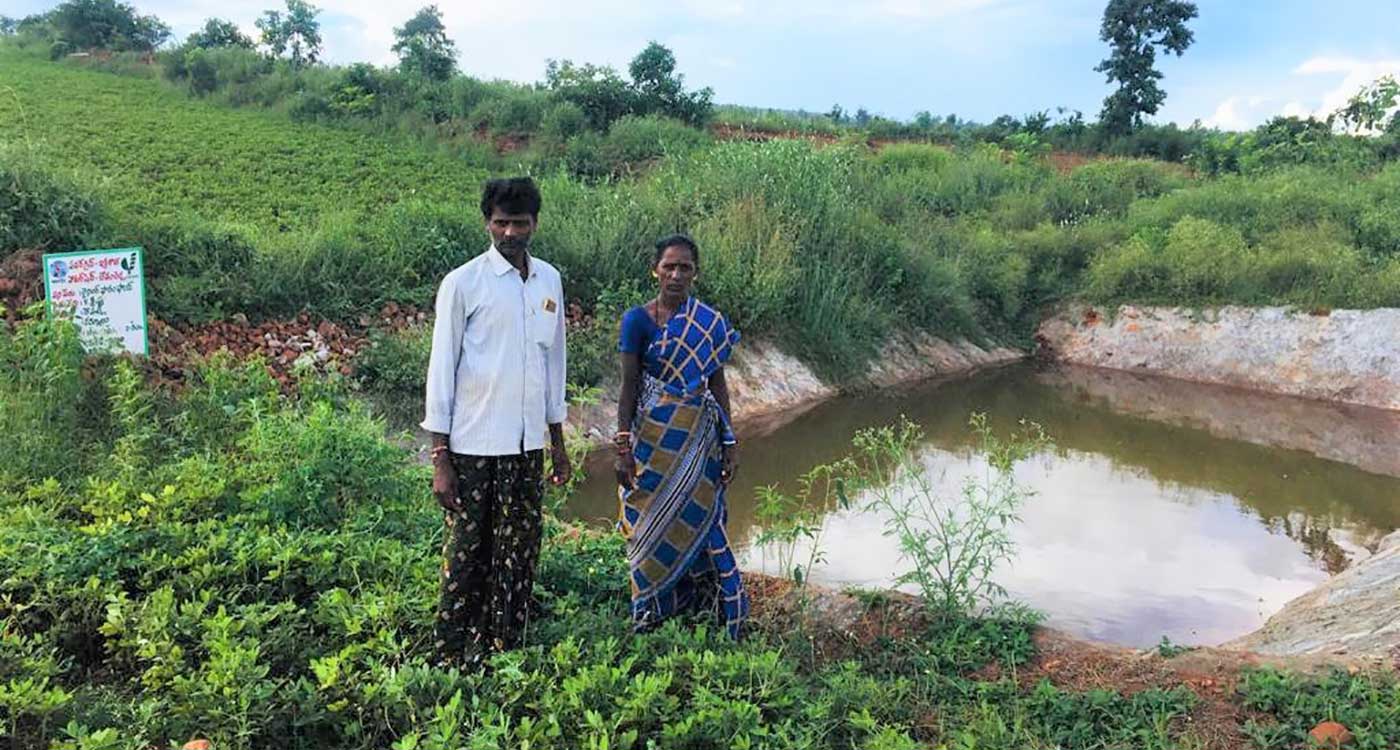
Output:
0,50,486,231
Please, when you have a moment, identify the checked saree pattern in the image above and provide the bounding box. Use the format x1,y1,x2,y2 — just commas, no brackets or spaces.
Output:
619,298,748,639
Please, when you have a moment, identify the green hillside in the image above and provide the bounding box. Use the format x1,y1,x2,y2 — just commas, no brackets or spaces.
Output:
0,50,485,231
4,48,1400,381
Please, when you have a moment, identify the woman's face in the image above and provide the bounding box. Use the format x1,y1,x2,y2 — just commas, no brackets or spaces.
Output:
655,244,697,299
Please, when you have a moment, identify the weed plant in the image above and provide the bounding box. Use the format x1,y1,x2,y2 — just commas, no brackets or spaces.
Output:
847,415,1049,618
1240,668,1400,749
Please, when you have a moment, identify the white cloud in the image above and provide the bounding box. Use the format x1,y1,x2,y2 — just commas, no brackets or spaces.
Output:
1202,96,1258,131
1291,55,1400,123
133,0,1041,89
1196,55,1400,131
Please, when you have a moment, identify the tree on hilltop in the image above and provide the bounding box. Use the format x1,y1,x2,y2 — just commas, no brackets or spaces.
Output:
186,18,254,50
257,0,322,67
49,0,170,52
1096,0,1198,136
393,5,457,81
545,42,714,130
544,59,635,130
628,41,714,127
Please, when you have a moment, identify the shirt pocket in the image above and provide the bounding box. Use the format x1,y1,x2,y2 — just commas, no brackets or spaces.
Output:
529,303,556,348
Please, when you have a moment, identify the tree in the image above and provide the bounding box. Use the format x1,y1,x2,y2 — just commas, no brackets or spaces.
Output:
1095,0,1198,136
49,0,170,52
1333,75,1400,134
627,41,714,127
0,16,17,35
392,5,456,81
186,18,254,49
128,14,171,51
544,59,635,130
257,0,321,66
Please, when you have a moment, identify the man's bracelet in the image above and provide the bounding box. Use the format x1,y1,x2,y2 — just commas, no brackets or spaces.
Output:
429,445,450,461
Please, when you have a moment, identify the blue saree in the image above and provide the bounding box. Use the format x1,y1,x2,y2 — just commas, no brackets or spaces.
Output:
619,297,748,639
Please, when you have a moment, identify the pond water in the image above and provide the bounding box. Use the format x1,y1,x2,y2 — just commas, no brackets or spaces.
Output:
565,363,1400,648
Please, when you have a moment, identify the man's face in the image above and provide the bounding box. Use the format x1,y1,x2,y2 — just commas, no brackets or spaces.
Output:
487,206,537,259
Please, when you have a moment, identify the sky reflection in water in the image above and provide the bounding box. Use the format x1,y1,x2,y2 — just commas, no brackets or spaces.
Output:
568,363,1400,647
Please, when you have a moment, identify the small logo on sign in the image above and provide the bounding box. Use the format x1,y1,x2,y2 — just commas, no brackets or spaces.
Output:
51,260,68,282
543,298,557,313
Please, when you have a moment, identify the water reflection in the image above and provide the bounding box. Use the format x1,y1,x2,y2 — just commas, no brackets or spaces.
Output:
567,363,1400,647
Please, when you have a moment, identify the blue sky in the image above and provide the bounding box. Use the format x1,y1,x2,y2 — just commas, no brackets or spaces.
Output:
10,0,1400,130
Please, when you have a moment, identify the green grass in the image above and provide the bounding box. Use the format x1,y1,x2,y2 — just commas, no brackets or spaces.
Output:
4,49,1400,386
0,317,1214,750
1240,668,1400,749
0,49,486,231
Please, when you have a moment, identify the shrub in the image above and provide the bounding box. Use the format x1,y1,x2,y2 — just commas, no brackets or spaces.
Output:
1088,217,1249,303
1249,223,1367,305
1046,158,1189,225
601,114,710,171
353,324,430,395
467,89,550,135
689,196,799,334
0,147,105,252
538,100,587,146
0,314,90,486
133,218,258,324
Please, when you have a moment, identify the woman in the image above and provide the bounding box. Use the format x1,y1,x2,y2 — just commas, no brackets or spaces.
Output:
614,234,748,639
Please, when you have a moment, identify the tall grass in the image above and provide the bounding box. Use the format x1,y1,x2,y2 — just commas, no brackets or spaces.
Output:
5,51,1400,385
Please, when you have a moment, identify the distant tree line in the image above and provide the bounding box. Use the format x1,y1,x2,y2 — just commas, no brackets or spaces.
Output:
5,0,1398,177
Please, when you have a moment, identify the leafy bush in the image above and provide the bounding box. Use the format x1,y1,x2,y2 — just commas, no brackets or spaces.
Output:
466,88,550,135
131,218,257,324
0,312,89,486
353,324,430,395
603,115,710,170
1046,158,1190,225
1240,668,1400,749
0,147,104,252
538,100,587,146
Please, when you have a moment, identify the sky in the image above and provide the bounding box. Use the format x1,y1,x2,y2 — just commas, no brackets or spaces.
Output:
10,0,1400,130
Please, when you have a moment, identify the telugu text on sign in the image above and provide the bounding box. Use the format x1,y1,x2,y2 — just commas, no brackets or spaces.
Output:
43,247,149,356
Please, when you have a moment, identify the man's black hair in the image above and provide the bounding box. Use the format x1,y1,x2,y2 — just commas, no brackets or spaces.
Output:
654,233,700,266
480,176,542,219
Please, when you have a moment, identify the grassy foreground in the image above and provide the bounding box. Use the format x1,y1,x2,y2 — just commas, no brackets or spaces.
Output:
3,313,1398,749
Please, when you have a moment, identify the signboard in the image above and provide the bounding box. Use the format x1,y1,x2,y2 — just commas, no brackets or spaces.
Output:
42,247,149,356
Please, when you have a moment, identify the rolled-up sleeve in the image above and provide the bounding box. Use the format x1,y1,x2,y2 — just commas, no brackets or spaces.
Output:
421,274,463,434
545,274,568,425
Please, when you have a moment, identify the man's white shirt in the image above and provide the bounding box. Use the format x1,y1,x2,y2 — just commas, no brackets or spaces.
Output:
421,245,567,455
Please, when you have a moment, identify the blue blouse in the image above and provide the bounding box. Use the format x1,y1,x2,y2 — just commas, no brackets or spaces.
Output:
618,305,661,355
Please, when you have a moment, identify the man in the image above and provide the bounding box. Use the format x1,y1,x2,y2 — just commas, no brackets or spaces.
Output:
422,176,570,668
